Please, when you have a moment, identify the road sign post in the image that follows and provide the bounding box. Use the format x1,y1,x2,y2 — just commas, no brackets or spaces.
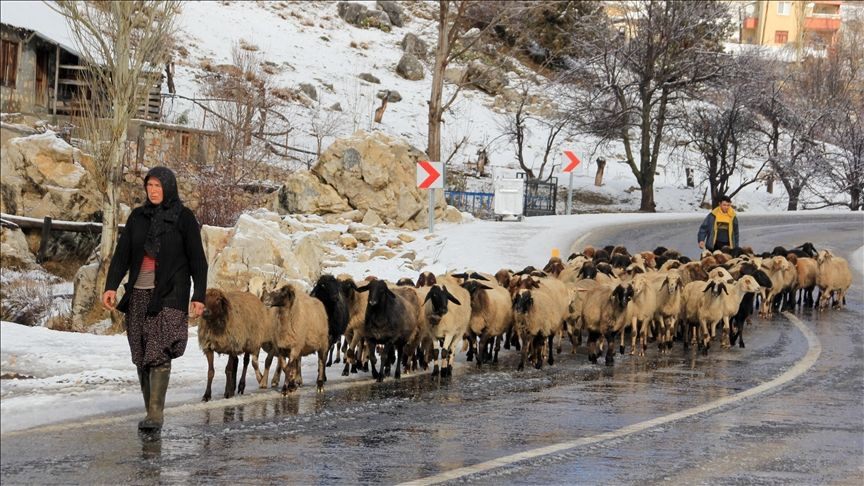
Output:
417,160,443,233
562,151,581,215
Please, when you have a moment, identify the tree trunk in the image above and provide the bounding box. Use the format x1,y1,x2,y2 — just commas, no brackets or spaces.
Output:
766,174,774,194
787,190,800,211
685,167,694,187
640,176,656,212
850,186,861,211
595,159,606,186
427,3,449,162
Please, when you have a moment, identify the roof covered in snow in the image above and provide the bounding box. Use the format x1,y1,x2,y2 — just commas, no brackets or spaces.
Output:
0,1,80,56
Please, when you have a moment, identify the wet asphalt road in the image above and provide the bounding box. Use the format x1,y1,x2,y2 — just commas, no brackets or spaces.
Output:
1,214,863,485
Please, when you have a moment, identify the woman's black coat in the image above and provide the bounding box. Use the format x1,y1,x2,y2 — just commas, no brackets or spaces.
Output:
106,206,208,315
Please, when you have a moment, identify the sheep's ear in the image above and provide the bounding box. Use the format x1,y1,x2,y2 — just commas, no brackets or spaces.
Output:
424,290,434,303
469,272,489,281
451,272,468,280
719,283,728,295
219,292,230,315
476,282,492,290
444,286,462,306
703,281,715,293
356,284,369,293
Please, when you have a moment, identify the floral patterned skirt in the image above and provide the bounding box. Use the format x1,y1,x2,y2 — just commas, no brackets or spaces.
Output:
126,288,188,367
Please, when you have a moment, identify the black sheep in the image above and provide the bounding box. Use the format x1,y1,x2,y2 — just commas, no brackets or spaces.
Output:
310,275,350,367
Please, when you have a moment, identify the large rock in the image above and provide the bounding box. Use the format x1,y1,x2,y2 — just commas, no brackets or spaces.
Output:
377,1,404,27
396,53,424,80
202,212,325,293
0,226,37,269
273,171,351,215
313,131,445,229
465,60,509,95
1,132,101,220
401,33,428,59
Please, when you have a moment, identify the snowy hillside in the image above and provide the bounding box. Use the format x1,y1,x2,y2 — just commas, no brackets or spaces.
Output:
167,0,790,212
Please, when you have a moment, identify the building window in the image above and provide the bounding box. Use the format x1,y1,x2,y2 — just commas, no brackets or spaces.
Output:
777,1,791,16
775,30,789,44
1,39,19,88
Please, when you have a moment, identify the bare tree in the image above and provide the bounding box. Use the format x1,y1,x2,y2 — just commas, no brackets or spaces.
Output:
51,1,180,324
426,1,518,162
563,0,732,211
680,64,766,207
309,96,346,157
187,43,291,226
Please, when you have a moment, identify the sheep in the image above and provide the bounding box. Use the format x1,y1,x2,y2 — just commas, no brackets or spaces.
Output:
726,275,764,349
789,255,818,308
416,271,438,287
199,288,275,401
461,279,514,365
396,277,416,287
815,250,852,310
338,275,371,376
356,279,420,382
681,280,729,354
621,274,659,357
421,275,472,377
261,284,330,393
649,271,684,353
512,288,564,371
579,283,633,366
310,275,350,367
678,261,709,287
542,256,565,277
759,256,796,317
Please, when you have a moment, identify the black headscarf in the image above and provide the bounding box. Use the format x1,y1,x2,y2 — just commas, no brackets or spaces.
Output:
142,166,182,258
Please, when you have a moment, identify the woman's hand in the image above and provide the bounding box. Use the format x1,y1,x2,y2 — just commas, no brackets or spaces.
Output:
102,290,117,311
189,301,205,318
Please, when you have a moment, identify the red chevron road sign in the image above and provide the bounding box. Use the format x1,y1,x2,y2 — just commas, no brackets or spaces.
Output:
563,151,581,173
417,160,443,189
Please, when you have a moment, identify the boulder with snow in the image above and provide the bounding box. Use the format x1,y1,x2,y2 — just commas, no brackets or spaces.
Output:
0,225,37,269
401,33,428,59
313,131,446,230
376,90,402,103
1,132,101,220
358,73,381,84
377,1,404,27
273,171,351,215
337,1,392,31
396,53,424,81
465,60,509,95
202,211,325,293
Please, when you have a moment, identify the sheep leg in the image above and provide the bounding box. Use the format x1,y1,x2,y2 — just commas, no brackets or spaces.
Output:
281,355,297,394
629,316,639,356
393,342,405,380
546,335,555,366
203,349,215,402
477,333,490,367
699,320,711,355
465,333,475,362
368,344,382,382
492,335,502,364
638,319,649,357
238,352,251,395
587,331,600,364
442,334,458,376
252,350,269,388
224,355,239,399
604,331,616,366
720,317,731,349
271,357,285,388
317,348,327,392
517,332,530,371
619,328,626,355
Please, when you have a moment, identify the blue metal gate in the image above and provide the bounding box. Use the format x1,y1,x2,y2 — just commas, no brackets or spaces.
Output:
445,191,495,219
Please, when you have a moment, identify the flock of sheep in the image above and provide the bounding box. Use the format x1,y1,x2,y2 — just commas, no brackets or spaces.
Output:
194,241,853,400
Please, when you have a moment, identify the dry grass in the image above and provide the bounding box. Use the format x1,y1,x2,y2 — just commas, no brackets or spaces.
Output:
0,279,54,327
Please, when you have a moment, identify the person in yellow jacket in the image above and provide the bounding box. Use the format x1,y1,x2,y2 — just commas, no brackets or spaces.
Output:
698,195,739,251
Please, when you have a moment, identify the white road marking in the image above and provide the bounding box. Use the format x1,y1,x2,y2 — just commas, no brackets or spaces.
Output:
400,312,821,486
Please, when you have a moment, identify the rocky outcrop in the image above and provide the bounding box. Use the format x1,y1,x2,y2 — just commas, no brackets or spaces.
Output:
396,53,424,80
465,60,509,95
313,130,445,230
1,132,101,220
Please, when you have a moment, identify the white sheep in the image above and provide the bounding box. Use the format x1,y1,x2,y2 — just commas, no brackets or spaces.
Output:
261,283,330,393
815,250,853,310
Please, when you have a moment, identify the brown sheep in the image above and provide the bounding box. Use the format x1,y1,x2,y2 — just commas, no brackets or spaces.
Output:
542,257,565,277
791,255,818,307
199,289,275,401
261,284,330,393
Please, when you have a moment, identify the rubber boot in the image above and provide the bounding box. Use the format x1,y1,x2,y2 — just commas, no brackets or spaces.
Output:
139,362,171,432
137,366,151,429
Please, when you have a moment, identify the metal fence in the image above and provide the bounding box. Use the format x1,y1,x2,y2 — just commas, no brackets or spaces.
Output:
521,174,558,217
445,191,495,219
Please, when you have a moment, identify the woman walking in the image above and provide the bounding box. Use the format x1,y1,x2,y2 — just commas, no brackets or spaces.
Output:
102,166,208,432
